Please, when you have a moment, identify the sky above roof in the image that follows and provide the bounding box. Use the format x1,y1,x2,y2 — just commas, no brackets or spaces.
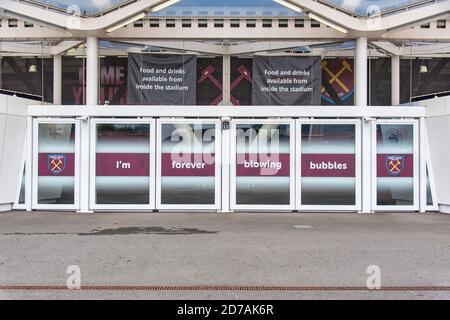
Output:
35,0,428,16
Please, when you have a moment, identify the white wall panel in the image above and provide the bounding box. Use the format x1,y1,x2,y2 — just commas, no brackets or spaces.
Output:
0,94,40,211
423,97,450,213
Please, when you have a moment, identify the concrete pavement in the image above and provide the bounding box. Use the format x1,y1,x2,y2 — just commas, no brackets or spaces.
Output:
0,211,449,299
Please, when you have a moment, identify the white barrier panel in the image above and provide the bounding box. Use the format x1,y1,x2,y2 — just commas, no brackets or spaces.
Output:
0,95,40,212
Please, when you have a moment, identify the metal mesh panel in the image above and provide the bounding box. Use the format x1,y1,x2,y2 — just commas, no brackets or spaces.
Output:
411,58,450,100
321,58,354,106
197,57,223,105
0,56,53,102
400,59,411,104
230,57,252,106
99,56,127,105
62,56,86,105
369,57,391,106
43,58,54,103
400,58,450,103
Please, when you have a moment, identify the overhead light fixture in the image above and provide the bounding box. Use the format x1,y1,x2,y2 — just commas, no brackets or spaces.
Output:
307,12,348,34
272,0,303,13
106,12,147,33
419,64,428,73
28,65,38,73
151,0,181,12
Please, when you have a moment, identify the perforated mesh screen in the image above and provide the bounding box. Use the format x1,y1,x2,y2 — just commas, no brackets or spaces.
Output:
321,58,354,106
62,56,85,105
400,58,450,103
230,57,252,106
100,56,127,105
197,57,223,105
369,57,391,106
2,54,450,106
0,57,53,102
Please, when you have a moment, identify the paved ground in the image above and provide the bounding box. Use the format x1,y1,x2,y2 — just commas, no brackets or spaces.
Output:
0,211,450,300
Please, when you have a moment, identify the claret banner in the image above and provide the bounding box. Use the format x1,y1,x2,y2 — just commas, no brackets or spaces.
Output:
127,53,197,105
252,55,321,105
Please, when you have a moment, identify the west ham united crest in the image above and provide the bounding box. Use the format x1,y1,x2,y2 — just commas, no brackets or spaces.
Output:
386,155,404,176
48,154,66,175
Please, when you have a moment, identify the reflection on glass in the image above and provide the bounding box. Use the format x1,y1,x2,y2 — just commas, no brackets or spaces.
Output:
235,124,291,205
426,167,433,206
37,123,76,205
376,124,414,206
301,124,356,206
18,166,25,204
160,123,216,205
95,124,151,205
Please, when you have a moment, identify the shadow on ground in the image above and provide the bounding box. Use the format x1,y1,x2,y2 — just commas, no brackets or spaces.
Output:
3,226,218,236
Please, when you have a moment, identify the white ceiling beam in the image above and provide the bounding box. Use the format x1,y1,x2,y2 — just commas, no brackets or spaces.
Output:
124,40,226,55
287,0,450,32
2,0,449,34
50,40,84,55
400,42,450,55
228,41,325,55
370,41,402,55
0,0,173,32
0,42,51,54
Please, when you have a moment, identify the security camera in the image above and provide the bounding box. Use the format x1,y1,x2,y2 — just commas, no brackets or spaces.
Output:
221,117,231,130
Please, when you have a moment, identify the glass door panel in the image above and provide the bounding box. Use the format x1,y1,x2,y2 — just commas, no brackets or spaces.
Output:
90,120,155,210
157,119,221,210
230,120,295,211
297,120,361,211
33,120,79,210
373,120,419,211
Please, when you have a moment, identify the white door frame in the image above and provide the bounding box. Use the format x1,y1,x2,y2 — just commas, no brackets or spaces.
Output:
32,118,80,211
156,118,222,211
89,118,156,211
372,119,419,212
230,119,296,211
423,119,439,211
296,119,362,212
13,128,27,210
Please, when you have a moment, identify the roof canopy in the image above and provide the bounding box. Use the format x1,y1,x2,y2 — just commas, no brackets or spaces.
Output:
21,0,440,17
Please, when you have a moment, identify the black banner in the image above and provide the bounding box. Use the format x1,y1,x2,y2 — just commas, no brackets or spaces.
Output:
127,53,196,105
252,56,321,105
0,300,437,319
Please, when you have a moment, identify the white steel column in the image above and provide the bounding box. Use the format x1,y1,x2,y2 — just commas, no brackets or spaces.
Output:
78,118,92,213
25,116,33,212
391,55,400,106
355,37,368,107
357,37,372,212
419,117,427,212
86,36,99,105
53,54,62,105
220,117,231,213
361,118,373,213
223,55,231,106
